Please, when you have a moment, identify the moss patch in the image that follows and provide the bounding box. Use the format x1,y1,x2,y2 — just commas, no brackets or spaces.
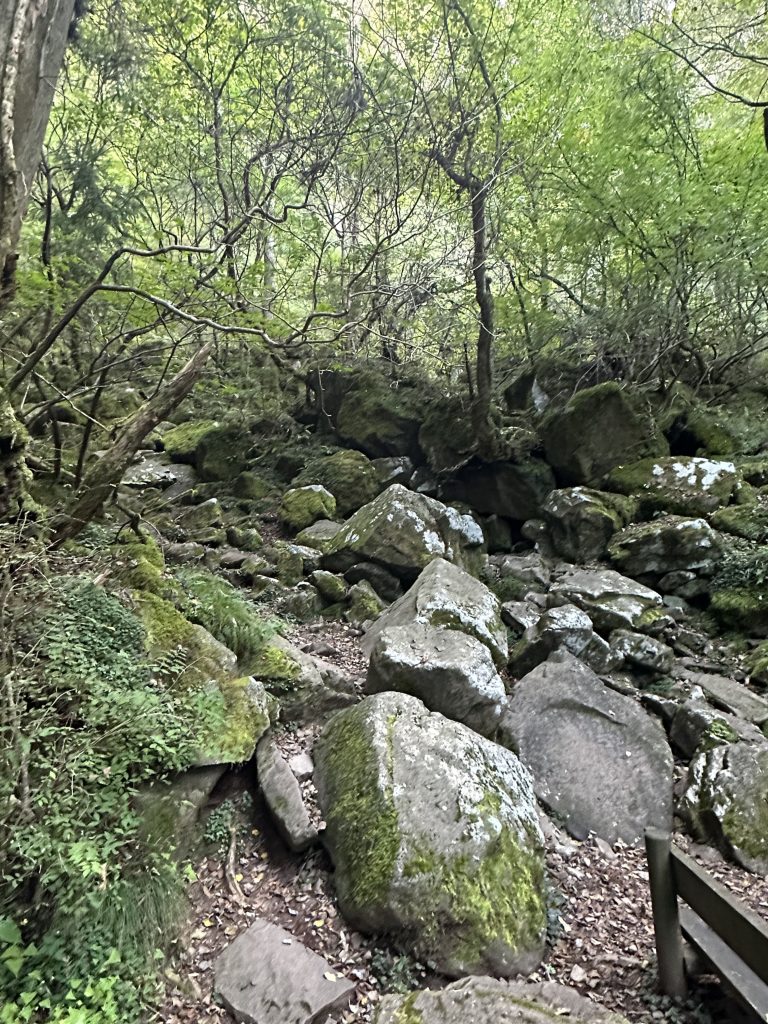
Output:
163,420,220,463
319,708,401,913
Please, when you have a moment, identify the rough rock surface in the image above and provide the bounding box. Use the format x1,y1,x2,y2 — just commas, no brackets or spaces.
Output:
683,741,768,875
294,519,344,553
365,623,505,737
670,699,765,759
323,484,485,579
251,635,356,723
510,605,618,677
540,382,667,486
293,449,380,515
280,485,337,532
256,734,317,852
499,652,674,843
374,978,630,1024
440,459,556,521
606,456,741,517
608,516,721,578
548,568,664,634
362,557,508,668
314,692,547,977
542,488,636,563
213,918,355,1024
609,630,674,674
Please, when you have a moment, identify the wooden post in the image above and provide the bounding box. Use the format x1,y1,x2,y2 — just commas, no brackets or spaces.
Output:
645,828,688,999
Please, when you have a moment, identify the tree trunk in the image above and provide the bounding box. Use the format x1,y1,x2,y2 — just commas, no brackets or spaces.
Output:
470,181,495,447
51,343,213,546
0,0,76,298
0,391,31,521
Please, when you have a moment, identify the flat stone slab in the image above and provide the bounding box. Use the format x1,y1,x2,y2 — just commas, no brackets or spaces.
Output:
680,669,768,727
214,918,355,1024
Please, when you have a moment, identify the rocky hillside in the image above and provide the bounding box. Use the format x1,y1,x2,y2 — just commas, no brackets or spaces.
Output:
5,366,768,1023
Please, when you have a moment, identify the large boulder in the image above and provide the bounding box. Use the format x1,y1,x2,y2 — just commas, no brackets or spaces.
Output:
323,485,485,580
256,734,317,852
365,623,505,737
605,457,741,517
542,488,637,563
683,741,768,875
608,516,721,578
499,652,674,843
540,382,667,486
314,692,548,977
440,460,556,522
293,450,379,515
375,979,630,1024
334,370,425,459
548,567,664,634
362,558,508,668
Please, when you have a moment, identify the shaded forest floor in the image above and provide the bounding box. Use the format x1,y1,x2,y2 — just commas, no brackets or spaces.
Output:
153,620,768,1024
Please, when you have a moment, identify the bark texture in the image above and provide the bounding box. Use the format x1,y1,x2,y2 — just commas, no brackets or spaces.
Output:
0,0,75,290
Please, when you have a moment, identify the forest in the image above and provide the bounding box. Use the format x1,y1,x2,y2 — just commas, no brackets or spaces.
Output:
3,1,768,1022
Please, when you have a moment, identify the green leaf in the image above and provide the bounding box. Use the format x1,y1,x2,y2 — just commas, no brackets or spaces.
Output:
0,919,21,945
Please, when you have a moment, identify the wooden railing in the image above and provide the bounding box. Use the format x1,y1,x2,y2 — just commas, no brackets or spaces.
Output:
645,828,768,1020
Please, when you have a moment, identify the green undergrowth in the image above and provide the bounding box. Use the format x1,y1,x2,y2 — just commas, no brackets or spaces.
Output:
173,566,278,671
0,563,210,1023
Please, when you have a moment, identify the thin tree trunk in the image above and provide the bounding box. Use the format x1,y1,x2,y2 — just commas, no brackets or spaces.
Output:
51,342,212,546
470,182,494,446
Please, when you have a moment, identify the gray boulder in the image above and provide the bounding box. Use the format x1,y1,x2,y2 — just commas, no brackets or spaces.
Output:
323,484,485,579
540,382,667,486
510,605,619,677
542,487,636,563
606,456,741,517
280,485,336,533
362,558,508,668
494,552,551,590
256,734,317,852
683,741,768,874
501,601,541,635
499,652,674,843
214,918,354,1024
314,692,547,977
294,519,344,553
610,630,675,674
548,567,664,635
608,516,721,578
670,699,765,760
365,623,505,737
375,979,630,1024
344,562,403,602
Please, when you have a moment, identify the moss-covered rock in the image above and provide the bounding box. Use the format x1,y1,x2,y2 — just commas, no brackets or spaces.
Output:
226,525,263,551
196,425,252,482
310,570,349,603
231,471,276,501
710,497,768,543
294,450,379,516
294,519,344,553
710,587,768,635
542,487,637,563
163,420,221,464
334,369,425,459
280,485,337,533
540,382,668,486
314,692,547,976
683,741,768,874
251,635,356,722
441,459,555,522
375,978,631,1024
346,580,386,624
605,456,741,517
608,516,721,578
195,675,272,765
323,485,485,581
